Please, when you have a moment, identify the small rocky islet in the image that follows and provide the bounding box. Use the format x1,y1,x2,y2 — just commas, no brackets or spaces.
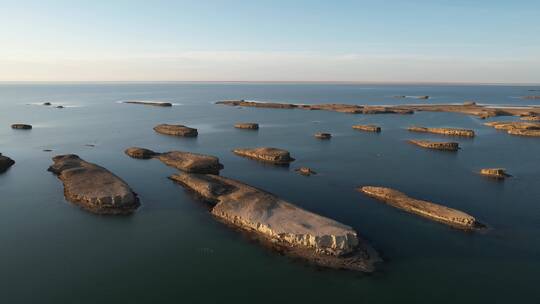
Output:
352,124,381,132
0,153,15,173
11,124,32,130
170,173,379,271
480,168,511,179
233,147,295,165
153,124,198,137
408,126,475,137
123,100,173,107
359,186,484,230
125,147,224,174
408,139,460,151
48,154,140,215
484,121,540,137
234,122,259,130
314,132,332,139
295,167,317,176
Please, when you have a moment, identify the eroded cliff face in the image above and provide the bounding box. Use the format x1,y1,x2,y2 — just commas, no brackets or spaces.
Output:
359,186,483,229
48,154,140,215
170,173,378,271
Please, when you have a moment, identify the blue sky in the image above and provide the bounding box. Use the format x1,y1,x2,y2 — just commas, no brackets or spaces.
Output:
1,0,539,82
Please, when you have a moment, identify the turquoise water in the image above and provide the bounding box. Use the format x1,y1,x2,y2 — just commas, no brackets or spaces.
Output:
0,83,539,303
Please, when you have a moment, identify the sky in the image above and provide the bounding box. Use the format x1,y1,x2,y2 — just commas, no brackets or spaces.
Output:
1,0,539,83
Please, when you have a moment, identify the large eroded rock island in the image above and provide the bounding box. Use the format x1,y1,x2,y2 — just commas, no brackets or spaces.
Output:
170,173,379,271
484,121,540,137
0,153,15,173
48,154,140,214
153,124,198,137
359,186,484,230
125,147,224,174
233,147,294,165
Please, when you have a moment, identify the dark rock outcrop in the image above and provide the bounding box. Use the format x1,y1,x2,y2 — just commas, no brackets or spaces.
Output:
43,102,51,106
359,186,484,230
125,147,223,174
0,153,15,173
295,167,317,176
233,147,295,165
123,101,173,107
154,124,198,137
48,154,140,215
234,123,259,130
170,173,379,271
352,125,381,132
408,140,459,151
11,124,32,130
407,126,475,137
315,132,332,139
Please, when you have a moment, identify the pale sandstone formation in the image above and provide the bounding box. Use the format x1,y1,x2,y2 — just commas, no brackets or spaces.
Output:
233,147,294,165
352,125,381,132
124,147,223,174
234,122,259,130
507,129,540,137
11,124,32,130
48,154,140,215
480,168,511,179
520,115,540,121
170,173,379,271
123,101,172,107
0,153,15,173
315,132,332,139
407,126,475,137
153,124,198,137
408,140,459,151
484,121,540,137
463,101,476,106
295,167,317,176
359,186,483,230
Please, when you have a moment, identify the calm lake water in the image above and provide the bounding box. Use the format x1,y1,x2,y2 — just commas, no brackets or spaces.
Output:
1,83,539,303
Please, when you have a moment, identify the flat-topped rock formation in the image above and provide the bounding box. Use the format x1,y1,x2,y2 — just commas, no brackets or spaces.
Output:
233,147,294,165
315,132,332,139
359,186,484,230
408,139,459,151
234,122,259,130
217,100,540,119
407,126,475,137
352,125,381,132
48,154,140,215
154,124,198,137
484,121,540,137
125,147,223,174
480,168,511,179
11,124,32,130
295,167,317,176
0,153,15,173
170,173,378,271
123,101,172,107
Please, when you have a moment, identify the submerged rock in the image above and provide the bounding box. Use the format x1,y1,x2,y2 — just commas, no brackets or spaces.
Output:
47,154,140,215
352,124,381,132
0,153,15,173
480,168,511,179
170,173,379,271
407,126,475,137
295,167,317,176
154,124,198,137
11,124,32,130
123,101,173,107
408,139,459,151
314,132,332,139
233,147,295,165
234,122,259,130
359,186,484,230
125,147,224,174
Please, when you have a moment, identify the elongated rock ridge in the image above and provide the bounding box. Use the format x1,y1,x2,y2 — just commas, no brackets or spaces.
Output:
123,101,172,107
170,173,379,271
154,124,198,137
11,124,32,130
408,140,459,151
125,147,223,174
48,154,140,215
408,126,475,137
352,124,381,132
315,132,332,139
233,147,294,165
234,122,259,130
0,153,15,173
359,186,483,229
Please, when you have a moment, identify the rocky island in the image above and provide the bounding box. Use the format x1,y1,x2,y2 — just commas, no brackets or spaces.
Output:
0,153,15,173
125,147,224,174
408,140,460,151
154,124,198,137
359,186,484,230
407,126,475,137
170,173,379,271
295,167,317,176
233,147,295,165
315,132,332,139
123,101,173,107
352,124,381,132
480,168,511,179
48,154,140,215
234,122,259,130
11,124,32,130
